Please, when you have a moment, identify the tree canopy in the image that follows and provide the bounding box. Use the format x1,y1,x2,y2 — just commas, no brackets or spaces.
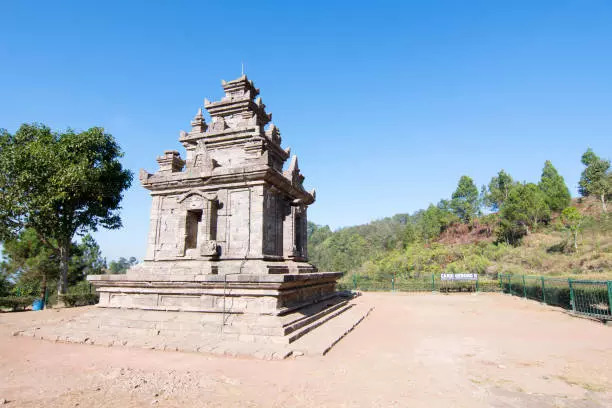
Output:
0,124,133,294
560,207,583,251
108,257,138,274
483,170,515,211
450,176,480,223
538,160,571,212
498,183,550,244
1,229,105,298
578,148,611,212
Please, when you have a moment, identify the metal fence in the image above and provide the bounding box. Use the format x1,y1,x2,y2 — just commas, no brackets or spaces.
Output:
338,273,612,321
499,273,612,320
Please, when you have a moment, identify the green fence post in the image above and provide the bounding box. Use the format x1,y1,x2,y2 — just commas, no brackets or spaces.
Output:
522,275,527,298
568,278,575,312
353,274,357,290
607,281,612,317
431,274,435,292
541,277,546,304
476,274,479,292
391,276,395,292
499,275,502,291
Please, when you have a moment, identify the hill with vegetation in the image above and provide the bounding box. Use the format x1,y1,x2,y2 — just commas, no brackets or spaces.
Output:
308,149,612,287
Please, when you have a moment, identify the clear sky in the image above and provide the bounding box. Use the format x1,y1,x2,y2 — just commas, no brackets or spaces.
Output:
1,1,611,262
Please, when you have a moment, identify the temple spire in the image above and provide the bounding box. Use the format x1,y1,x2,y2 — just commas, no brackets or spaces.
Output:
190,107,207,133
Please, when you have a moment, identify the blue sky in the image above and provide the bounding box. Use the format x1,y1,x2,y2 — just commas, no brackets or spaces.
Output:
1,1,611,262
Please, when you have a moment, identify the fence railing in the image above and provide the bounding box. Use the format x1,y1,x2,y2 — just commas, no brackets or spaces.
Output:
498,273,612,320
338,273,612,321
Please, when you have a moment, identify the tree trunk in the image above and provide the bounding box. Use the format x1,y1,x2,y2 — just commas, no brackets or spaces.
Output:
57,242,69,295
602,194,607,213
573,230,578,251
40,273,47,309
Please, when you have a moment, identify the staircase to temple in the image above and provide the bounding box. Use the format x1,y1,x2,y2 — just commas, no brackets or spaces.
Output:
16,292,373,359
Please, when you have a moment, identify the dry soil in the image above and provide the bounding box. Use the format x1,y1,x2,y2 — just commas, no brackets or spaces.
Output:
1,292,611,407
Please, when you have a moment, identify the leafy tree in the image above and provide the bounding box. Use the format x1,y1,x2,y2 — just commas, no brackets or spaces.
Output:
1,230,106,300
402,223,418,247
483,170,516,211
1,228,59,299
417,203,458,242
498,183,550,244
561,207,583,251
0,124,133,295
418,205,442,242
578,148,611,212
538,160,571,212
108,256,138,274
69,234,106,283
309,230,369,273
307,222,333,247
450,176,480,223
0,263,11,297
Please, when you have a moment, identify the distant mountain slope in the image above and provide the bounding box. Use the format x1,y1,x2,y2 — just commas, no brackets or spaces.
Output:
308,197,611,281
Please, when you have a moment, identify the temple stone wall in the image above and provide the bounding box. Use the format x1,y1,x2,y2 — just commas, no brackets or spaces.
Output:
89,75,342,339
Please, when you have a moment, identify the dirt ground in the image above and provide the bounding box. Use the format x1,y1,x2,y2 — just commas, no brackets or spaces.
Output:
1,292,611,408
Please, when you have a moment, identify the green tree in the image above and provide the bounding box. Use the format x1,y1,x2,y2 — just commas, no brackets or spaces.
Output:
108,256,138,274
450,176,480,223
1,230,106,300
415,202,458,242
307,222,333,247
1,228,59,300
483,170,516,211
560,207,583,251
419,205,442,242
538,160,571,212
0,124,133,295
578,148,611,212
402,223,418,247
0,262,12,297
69,234,107,283
498,183,550,244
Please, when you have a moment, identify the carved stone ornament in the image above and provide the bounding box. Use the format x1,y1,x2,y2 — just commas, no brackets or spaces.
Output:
200,240,218,256
210,116,227,132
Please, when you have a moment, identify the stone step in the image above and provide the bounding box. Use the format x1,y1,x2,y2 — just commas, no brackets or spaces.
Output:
281,297,350,336
286,303,354,343
290,301,373,356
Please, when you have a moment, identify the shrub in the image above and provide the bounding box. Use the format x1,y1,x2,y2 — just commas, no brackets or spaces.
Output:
60,293,99,307
68,280,94,295
0,296,36,311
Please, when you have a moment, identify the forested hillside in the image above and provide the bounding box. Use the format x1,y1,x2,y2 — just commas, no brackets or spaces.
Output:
308,149,612,285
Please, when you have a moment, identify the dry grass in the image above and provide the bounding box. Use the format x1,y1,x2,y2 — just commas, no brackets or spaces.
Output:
492,206,612,278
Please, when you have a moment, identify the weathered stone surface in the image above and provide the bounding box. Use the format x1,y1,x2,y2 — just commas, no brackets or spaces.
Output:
83,75,358,348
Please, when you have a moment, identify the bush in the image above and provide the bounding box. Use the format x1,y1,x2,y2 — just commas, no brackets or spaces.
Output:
60,293,99,307
499,277,608,311
0,296,36,311
68,280,94,295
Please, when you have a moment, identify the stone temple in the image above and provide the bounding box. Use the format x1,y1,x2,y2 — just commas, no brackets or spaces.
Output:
81,76,369,356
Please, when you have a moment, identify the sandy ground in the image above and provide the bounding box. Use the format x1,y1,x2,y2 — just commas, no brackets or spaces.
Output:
1,292,611,408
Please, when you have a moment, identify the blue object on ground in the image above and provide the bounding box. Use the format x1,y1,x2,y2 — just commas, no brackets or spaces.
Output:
32,299,44,311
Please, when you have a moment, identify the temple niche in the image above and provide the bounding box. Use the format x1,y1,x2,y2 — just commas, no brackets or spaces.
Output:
87,75,348,350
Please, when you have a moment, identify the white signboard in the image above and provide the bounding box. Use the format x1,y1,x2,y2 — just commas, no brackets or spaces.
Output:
441,273,478,281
